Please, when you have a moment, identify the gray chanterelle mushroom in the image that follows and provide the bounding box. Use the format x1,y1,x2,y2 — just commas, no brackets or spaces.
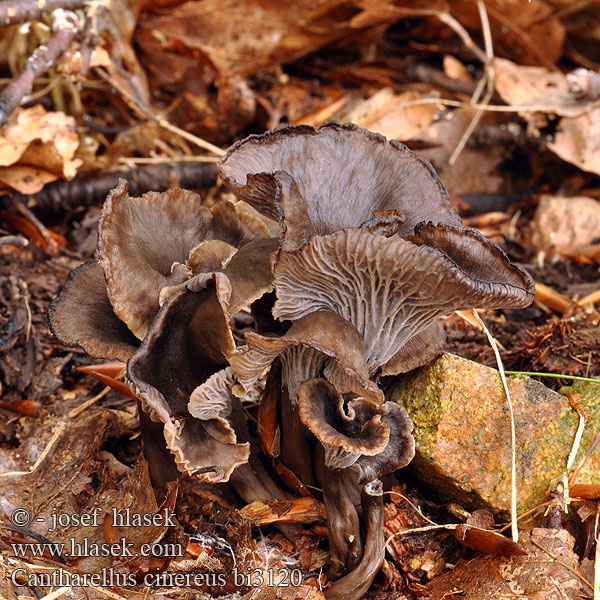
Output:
220,121,535,599
49,123,535,600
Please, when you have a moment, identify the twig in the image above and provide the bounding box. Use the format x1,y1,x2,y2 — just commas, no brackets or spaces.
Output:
449,0,495,165
534,282,575,314
579,288,600,306
0,235,28,248
0,10,80,126
116,155,220,165
3,161,218,215
0,0,85,26
474,311,518,543
67,385,111,418
387,8,489,65
11,197,59,253
94,67,226,157
0,423,67,477
397,96,600,115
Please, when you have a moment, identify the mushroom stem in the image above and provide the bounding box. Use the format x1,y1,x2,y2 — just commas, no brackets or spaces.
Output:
315,446,363,579
280,384,315,486
278,347,325,486
138,405,180,493
325,479,385,600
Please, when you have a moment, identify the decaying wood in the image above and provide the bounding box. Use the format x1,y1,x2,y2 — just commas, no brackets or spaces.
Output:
3,162,218,215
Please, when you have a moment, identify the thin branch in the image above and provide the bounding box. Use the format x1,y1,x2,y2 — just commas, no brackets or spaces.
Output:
0,10,80,126
0,0,84,26
94,67,226,157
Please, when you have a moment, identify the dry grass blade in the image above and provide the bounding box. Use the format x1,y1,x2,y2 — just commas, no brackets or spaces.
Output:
0,423,67,477
473,311,518,543
449,0,495,165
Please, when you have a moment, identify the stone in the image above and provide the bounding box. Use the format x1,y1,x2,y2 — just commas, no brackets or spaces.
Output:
558,379,600,486
384,353,600,516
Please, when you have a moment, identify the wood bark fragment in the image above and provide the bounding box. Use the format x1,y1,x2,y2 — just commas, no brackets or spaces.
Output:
3,162,218,215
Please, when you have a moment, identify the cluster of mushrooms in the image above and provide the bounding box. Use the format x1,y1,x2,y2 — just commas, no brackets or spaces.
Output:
50,122,535,599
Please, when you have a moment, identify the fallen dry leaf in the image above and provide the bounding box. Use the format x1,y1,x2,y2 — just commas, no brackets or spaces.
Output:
239,497,326,526
548,107,600,176
426,527,588,600
338,89,436,141
493,57,580,117
0,106,82,193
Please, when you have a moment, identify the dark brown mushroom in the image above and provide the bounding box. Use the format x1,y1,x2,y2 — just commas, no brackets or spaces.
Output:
127,274,246,482
48,260,139,362
273,227,534,375
325,479,386,600
219,121,461,250
231,310,384,485
299,378,414,584
97,179,269,339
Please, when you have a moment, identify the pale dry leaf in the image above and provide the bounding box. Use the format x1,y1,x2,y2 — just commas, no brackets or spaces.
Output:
443,55,474,83
339,89,436,141
0,165,59,194
548,107,600,176
0,106,82,191
533,196,600,252
493,57,583,117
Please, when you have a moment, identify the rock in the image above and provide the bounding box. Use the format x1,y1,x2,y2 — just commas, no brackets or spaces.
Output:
532,195,600,252
558,379,600,485
384,353,599,516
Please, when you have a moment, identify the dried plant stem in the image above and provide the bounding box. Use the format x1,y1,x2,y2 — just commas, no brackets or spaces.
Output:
569,433,600,486
38,586,72,600
474,311,518,543
449,0,495,165
0,423,67,477
398,96,600,115
0,10,79,126
94,68,225,157
567,412,586,472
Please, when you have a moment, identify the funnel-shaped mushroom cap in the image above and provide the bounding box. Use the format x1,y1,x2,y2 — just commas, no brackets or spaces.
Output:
218,122,461,250
97,180,269,340
127,275,248,481
127,233,277,481
273,226,535,374
230,310,383,406
298,378,415,476
48,260,139,362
